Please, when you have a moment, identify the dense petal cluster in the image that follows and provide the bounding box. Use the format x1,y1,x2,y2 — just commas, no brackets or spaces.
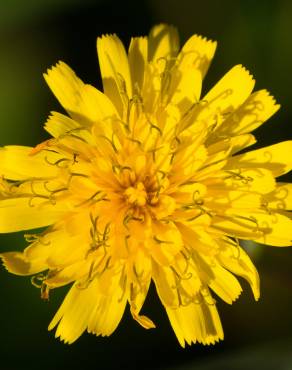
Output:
1,24,292,347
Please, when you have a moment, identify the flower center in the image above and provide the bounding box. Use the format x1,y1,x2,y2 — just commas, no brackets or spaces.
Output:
124,182,147,206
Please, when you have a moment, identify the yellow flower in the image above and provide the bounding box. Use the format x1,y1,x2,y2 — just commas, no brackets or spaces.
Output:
1,24,292,347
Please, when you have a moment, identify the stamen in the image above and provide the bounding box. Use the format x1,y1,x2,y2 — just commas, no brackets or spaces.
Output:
59,126,88,139
261,201,273,215
67,172,89,188
43,181,68,197
87,213,110,257
156,56,173,102
233,214,260,232
24,233,50,246
170,265,192,281
147,145,164,162
66,133,87,144
170,266,193,307
77,261,96,290
126,137,142,147
98,134,119,153
44,156,71,168
233,238,241,259
31,273,47,288
146,117,162,136
127,94,143,125
74,190,108,208
117,72,130,108
180,250,191,275
115,118,131,134
123,213,133,230
223,237,241,260
153,236,174,245
28,193,56,207
78,255,113,290
41,283,50,301
124,235,131,252
180,99,207,121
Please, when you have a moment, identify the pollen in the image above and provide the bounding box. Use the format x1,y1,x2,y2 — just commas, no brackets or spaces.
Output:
124,182,147,206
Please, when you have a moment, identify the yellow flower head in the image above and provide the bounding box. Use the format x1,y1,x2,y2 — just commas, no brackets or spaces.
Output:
1,24,292,347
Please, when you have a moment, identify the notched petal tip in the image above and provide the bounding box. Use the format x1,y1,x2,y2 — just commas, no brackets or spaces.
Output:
261,89,281,113
43,60,67,78
96,33,120,47
234,64,255,83
193,33,217,46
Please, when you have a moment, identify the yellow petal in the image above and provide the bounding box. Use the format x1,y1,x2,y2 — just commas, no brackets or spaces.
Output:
24,210,101,268
152,262,178,308
97,34,132,115
148,24,179,62
0,177,11,198
219,89,280,135
211,213,265,240
166,290,223,347
79,84,118,124
227,141,292,177
218,209,292,246
169,68,202,115
177,34,217,79
176,222,218,256
49,271,127,343
45,112,81,138
172,142,207,183
0,251,46,275
251,211,292,247
205,189,261,210
45,261,88,288
152,258,202,310
206,134,254,155
263,183,292,211
205,64,254,111
222,168,276,194
44,62,86,121
49,280,98,344
199,256,242,304
166,35,216,120
150,221,183,265
0,146,58,180
87,270,128,337
127,249,153,329
217,238,260,300
44,62,117,123
128,37,148,92
0,197,68,233
44,113,97,158
209,134,256,156
179,65,253,133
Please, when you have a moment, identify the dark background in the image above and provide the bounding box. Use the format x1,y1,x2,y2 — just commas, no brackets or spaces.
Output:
0,0,292,369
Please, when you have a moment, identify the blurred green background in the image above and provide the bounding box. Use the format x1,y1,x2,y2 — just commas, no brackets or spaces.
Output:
0,0,292,369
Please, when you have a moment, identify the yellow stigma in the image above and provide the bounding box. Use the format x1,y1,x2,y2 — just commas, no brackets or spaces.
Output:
124,182,147,206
